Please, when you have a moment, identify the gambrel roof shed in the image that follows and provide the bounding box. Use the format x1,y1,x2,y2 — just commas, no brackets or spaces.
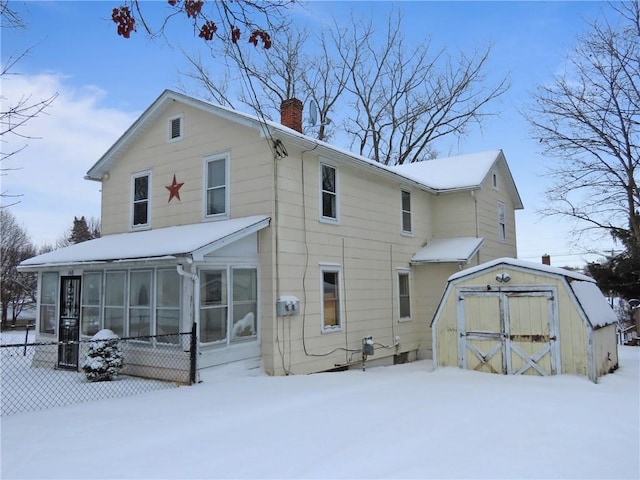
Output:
431,258,618,382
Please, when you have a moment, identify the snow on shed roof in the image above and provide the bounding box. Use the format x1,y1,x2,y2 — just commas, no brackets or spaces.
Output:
570,281,618,328
411,237,484,264
448,257,595,282
19,216,270,268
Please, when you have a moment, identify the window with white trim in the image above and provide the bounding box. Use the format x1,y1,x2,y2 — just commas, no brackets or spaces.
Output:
401,190,412,234
398,270,411,320
129,270,152,339
205,154,229,217
320,163,338,222
132,171,151,228
199,267,258,344
104,271,126,337
168,114,183,142
81,272,102,336
156,269,181,343
498,201,506,242
321,266,342,331
39,272,58,334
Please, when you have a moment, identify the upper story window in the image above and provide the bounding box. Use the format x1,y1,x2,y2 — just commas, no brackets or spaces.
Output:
168,114,183,142
204,153,229,217
498,201,506,242
401,190,412,234
132,171,151,228
321,265,342,332
320,163,338,223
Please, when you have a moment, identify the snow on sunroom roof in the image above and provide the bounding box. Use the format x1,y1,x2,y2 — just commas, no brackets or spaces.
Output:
19,216,269,267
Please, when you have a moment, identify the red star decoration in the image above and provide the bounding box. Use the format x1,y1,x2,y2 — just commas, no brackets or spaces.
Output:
165,174,184,203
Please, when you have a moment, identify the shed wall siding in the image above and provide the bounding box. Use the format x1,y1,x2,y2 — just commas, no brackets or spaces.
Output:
593,324,618,377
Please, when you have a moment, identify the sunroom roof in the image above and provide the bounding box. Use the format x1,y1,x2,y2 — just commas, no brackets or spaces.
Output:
19,216,270,269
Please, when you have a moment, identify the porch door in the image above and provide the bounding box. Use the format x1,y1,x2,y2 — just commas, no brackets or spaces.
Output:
58,276,81,370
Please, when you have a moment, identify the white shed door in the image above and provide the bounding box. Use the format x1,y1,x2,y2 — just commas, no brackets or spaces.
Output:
457,288,559,376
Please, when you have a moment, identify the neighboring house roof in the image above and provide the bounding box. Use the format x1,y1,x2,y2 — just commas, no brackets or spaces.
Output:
19,215,270,270
444,257,616,328
85,90,523,208
411,237,484,264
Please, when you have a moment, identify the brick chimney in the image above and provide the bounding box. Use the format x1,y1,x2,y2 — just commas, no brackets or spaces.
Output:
280,98,303,133
542,254,551,265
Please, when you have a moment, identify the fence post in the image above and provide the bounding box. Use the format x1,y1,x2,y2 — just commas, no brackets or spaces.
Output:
189,322,197,384
23,324,31,356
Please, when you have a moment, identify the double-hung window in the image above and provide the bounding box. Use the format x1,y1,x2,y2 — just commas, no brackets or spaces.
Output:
205,154,229,217
132,171,151,228
498,201,506,242
398,270,411,320
401,190,412,234
320,163,338,222
321,266,342,331
199,267,259,344
104,271,126,337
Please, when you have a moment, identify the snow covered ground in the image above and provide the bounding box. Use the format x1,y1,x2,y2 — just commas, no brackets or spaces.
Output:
2,347,639,479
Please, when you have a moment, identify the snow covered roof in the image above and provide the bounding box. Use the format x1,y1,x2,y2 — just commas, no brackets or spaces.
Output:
448,257,594,282
19,216,270,269
85,90,522,207
411,237,484,264
389,150,523,208
446,257,616,328
570,281,618,328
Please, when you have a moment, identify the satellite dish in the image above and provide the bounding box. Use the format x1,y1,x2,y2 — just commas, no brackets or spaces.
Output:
629,299,640,308
308,100,318,126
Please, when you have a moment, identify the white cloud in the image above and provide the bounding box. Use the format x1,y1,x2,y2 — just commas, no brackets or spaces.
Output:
1,73,138,246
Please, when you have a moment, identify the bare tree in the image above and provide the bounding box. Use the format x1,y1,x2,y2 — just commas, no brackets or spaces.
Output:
183,8,507,158
0,209,36,328
336,11,508,165
526,1,640,247
1,1,58,205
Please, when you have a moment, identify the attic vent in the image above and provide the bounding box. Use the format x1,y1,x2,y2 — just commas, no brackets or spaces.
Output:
168,115,183,141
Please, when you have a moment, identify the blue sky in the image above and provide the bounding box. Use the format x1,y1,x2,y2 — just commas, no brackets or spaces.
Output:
1,1,617,266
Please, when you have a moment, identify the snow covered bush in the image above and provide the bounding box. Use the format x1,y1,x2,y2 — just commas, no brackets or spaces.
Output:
82,329,123,382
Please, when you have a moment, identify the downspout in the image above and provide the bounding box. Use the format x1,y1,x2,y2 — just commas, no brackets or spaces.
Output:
177,261,199,340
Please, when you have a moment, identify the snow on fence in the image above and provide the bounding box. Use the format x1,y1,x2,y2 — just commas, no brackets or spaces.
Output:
1,330,197,416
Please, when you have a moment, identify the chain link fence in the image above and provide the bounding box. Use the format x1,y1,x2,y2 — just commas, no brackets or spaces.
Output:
1,328,197,416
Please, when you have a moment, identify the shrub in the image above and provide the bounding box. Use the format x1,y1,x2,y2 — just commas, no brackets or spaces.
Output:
82,329,123,382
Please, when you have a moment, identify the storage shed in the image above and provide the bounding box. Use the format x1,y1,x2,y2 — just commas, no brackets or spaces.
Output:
431,258,618,382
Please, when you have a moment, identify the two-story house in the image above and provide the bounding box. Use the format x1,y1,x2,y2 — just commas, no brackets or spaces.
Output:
19,90,523,377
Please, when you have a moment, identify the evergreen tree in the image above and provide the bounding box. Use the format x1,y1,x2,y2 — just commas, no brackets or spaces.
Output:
82,329,123,382
68,216,92,244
